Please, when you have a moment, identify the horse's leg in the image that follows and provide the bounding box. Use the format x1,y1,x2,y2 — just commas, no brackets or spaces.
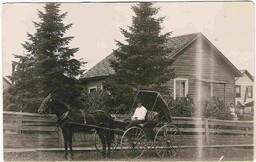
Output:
98,131,106,158
107,131,111,158
67,130,74,159
62,129,68,159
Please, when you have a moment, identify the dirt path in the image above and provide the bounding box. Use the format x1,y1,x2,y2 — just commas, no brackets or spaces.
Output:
4,147,254,161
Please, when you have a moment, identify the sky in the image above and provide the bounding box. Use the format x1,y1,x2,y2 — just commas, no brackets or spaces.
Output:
2,2,255,78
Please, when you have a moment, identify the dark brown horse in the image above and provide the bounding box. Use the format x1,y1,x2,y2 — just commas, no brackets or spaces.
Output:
38,94,114,160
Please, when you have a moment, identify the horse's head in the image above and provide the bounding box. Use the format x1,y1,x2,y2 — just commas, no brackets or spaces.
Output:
38,93,53,114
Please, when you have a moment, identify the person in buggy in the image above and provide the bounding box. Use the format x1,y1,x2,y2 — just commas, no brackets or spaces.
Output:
126,100,159,128
123,99,149,129
131,99,147,121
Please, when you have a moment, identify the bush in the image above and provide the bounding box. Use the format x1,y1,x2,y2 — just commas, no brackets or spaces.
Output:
167,96,233,120
238,114,253,121
3,85,18,111
103,80,136,114
168,97,194,117
196,97,233,120
83,89,129,114
84,90,111,112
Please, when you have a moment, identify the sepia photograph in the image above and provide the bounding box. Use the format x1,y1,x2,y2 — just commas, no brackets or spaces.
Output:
2,1,254,161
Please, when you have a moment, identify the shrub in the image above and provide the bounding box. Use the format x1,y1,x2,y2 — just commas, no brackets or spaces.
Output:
3,85,18,111
84,90,111,112
83,90,128,114
103,80,136,114
168,97,195,117
196,97,233,120
238,114,253,121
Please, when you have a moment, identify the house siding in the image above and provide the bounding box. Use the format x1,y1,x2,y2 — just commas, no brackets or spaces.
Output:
82,34,239,108
236,74,254,104
86,80,104,92
169,38,236,105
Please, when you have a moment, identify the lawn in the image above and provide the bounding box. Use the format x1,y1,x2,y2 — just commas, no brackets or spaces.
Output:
4,147,254,161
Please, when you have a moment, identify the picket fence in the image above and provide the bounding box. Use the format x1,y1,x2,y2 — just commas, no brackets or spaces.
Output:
3,111,253,148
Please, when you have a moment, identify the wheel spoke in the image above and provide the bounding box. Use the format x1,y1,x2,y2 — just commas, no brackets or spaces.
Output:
136,130,142,138
136,134,145,143
154,125,182,158
121,127,147,159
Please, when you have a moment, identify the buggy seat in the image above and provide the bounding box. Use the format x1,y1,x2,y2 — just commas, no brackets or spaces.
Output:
139,110,159,128
113,110,159,130
145,110,159,122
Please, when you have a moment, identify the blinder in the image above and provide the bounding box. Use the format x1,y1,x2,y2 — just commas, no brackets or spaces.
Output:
38,93,52,114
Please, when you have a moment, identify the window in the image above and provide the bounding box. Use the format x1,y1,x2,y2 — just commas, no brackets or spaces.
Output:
246,86,253,98
89,86,97,94
235,85,241,98
202,83,213,99
174,78,188,99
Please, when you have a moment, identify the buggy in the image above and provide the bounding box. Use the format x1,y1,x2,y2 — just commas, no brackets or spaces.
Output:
93,90,182,159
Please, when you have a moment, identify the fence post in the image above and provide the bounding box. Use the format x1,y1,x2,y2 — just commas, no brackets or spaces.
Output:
204,118,209,145
245,127,249,136
58,127,64,147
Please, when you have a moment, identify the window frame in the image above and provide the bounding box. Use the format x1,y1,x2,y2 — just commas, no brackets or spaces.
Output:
173,78,188,100
235,85,241,98
88,86,97,94
246,86,253,98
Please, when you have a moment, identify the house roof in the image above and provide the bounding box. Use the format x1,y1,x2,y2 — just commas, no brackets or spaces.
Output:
81,54,116,79
81,32,242,79
3,77,11,85
237,69,254,82
81,33,199,79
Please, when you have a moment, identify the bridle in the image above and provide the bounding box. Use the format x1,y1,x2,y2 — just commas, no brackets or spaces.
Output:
40,104,51,118
39,95,76,124
39,94,53,118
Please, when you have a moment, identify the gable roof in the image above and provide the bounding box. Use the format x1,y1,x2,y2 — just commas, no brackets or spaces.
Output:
3,77,11,85
82,54,116,79
237,69,254,82
81,32,242,79
81,33,199,79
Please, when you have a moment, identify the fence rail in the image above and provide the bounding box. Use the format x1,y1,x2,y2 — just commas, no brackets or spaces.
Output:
3,111,253,148
172,117,253,146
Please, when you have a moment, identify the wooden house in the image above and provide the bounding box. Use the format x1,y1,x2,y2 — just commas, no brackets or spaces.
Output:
3,77,11,90
81,33,242,106
235,70,254,114
235,70,254,104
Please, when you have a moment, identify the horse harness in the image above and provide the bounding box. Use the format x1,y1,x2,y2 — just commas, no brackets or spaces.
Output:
57,110,70,123
57,109,111,132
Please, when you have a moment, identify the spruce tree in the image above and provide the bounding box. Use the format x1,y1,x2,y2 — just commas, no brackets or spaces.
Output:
10,3,85,112
110,2,174,87
107,3,174,113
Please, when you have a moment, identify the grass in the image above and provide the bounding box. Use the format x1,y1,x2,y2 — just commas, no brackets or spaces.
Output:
4,147,254,161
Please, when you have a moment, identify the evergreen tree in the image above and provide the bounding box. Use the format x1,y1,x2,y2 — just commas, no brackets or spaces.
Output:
10,3,85,112
110,2,174,87
107,3,175,113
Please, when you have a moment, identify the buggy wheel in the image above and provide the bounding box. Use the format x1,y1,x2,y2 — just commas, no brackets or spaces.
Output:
120,126,147,159
154,124,182,157
93,131,120,152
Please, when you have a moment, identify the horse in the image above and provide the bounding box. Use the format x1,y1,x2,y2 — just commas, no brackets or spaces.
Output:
38,94,115,160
